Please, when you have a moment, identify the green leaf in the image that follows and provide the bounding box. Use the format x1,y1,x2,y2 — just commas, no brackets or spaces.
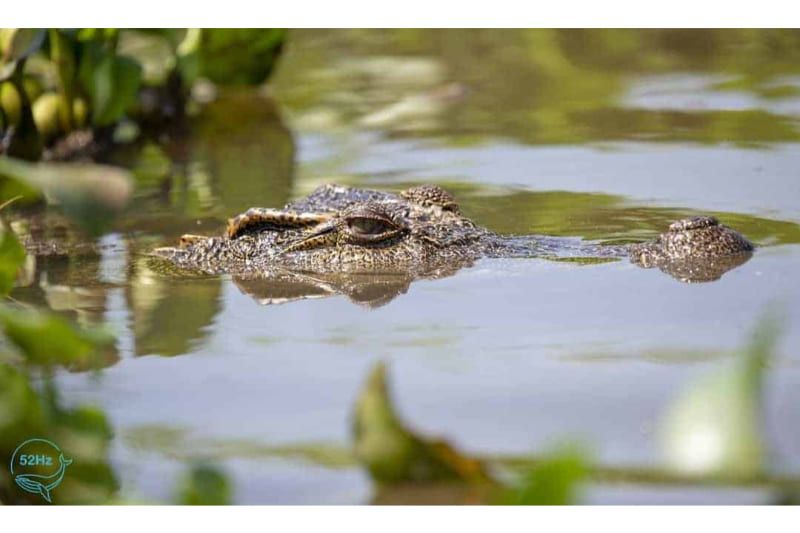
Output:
0,364,45,445
48,29,78,131
0,304,115,368
503,446,589,505
199,29,285,85
659,310,782,479
0,363,119,504
0,157,133,236
1,29,46,63
176,463,232,505
2,74,43,162
176,28,202,87
352,361,491,485
0,231,25,295
90,55,142,127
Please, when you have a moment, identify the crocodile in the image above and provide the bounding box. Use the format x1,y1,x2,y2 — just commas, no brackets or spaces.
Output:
151,184,754,305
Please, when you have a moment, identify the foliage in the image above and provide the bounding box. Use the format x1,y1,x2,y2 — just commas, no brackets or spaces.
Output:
0,134,121,503
352,361,492,485
175,463,232,505
198,29,286,85
0,156,133,236
274,29,800,146
659,310,783,480
501,446,589,505
0,322,119,504
0,304,116,369
0,230,25,294
1,29,286,160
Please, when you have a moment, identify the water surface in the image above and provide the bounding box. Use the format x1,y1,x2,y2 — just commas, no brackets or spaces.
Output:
14,29,800,504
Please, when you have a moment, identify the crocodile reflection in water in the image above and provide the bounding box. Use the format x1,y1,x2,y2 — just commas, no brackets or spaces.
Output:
151,184,754,306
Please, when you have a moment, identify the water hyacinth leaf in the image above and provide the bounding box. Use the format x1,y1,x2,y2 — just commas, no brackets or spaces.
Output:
116,30,175,86
0,29,46,64
176,463,232,505
48,29,78,131
89,55,142,127
176,28,202,87
78,41,142,128
0,306,97,365
659,311,782,479
0,306,115,369
199,29,286,85
32,92,63,141
0,364,118,504
0,231,26,296
1,80,23,126
352,361,491,485
1,75,43,162
0,157,133,236
0,60,16,82
0,364,46,446
75,28,116,43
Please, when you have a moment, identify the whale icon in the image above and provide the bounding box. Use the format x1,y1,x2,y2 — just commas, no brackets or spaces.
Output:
14,453,73,503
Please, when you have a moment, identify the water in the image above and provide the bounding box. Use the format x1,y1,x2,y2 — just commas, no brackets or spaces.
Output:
12,29,800,504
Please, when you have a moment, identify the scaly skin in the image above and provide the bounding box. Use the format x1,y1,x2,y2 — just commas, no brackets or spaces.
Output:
151,184,755,285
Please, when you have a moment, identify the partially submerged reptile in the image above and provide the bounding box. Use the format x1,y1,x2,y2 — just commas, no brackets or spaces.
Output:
151,184,754,303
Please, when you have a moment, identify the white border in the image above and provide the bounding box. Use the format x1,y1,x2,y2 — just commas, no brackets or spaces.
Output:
2,1,799,27
1,506,799,531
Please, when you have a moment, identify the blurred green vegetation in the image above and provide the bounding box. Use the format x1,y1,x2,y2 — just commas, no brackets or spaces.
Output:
0,153,232,505
1,29,286,161
175,463,232,505
500,446,589,505
0,155,121,504
0,362,118,504
352,361,493,486
273,29,800,145
660,309,783,480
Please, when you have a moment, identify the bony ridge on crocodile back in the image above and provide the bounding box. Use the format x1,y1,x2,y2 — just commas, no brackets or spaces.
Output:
151,184,755,286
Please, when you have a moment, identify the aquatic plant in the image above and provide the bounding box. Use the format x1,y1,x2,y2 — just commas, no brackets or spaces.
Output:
1,29,286,160
660,309,783,480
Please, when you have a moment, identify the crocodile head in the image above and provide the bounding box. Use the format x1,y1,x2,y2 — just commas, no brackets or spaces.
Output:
628,216,754,282
151,186,756,304
152,184,492,277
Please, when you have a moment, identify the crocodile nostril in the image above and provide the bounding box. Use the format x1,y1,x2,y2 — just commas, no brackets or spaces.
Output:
668,216,719,233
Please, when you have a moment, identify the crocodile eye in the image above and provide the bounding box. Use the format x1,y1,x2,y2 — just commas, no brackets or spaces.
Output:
348,217,395,236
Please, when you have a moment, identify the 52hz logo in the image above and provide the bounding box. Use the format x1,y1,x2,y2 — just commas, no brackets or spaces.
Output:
17,454,54,466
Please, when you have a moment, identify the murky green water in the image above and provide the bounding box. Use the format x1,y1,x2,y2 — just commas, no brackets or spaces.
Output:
12,29,800,503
